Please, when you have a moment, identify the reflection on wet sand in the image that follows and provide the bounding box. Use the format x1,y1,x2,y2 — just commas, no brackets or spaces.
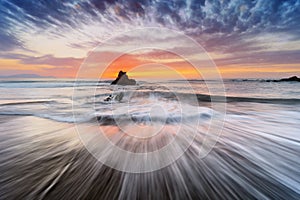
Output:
1,115,299,199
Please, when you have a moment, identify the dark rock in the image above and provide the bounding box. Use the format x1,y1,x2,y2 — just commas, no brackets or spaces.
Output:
114,92,124,102
270,76,300,82
111,71,136,85
104,95,113,101
104,93,124,102
278,76,300,82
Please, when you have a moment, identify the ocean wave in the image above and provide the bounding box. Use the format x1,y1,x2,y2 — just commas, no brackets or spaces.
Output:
0,111,212,125
96,109,212,125
2,86,300,125
95,90,300,105
219,95,300,104
0,102,214,124
0,100,56,106
0,80,110,88
0,112,94,123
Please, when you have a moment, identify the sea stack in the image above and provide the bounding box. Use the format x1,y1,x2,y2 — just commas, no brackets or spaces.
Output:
111,71,136,85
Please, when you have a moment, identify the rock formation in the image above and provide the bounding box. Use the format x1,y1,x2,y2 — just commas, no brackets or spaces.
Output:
267,76,300,82
277,76,300,82
111,71,136,85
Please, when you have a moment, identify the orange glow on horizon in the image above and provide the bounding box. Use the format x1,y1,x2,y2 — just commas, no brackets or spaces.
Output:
1,56,299,79
100,51,203,80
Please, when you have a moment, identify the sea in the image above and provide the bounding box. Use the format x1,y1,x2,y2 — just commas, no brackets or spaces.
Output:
0,78,299,199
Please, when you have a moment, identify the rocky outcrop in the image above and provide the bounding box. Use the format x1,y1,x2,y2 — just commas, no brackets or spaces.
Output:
111,71,136,85
267,76,300,82
278,76,300,82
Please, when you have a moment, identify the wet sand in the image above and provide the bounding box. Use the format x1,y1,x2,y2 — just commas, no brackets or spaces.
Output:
0,115,299,199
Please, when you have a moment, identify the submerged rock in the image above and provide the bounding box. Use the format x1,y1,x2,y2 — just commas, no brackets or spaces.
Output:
104,92,124,102
104,95,113,102
111,71,136,85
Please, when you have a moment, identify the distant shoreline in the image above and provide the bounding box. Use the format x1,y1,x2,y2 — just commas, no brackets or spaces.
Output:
0,74,55,79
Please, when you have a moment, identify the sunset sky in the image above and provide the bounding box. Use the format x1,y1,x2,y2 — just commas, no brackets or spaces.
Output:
0,0,300,79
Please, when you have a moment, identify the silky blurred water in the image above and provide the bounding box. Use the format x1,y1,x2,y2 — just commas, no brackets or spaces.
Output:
0,79,300,199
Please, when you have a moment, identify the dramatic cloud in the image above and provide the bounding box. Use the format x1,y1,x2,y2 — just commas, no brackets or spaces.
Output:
0,0,300,77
